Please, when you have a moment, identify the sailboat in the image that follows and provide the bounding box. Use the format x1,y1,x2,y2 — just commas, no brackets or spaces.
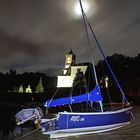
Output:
40,0,133,138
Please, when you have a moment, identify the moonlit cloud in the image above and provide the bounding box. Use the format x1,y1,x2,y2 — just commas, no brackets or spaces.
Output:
65,0,96,19
0,0,139,75
74,1,89,17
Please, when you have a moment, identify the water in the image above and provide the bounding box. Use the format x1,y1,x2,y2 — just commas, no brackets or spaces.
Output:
0,106,140,140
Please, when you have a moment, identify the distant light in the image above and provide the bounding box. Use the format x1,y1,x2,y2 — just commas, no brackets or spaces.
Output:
74,1,89,17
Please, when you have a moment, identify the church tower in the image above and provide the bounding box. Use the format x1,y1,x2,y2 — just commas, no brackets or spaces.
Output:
64,49,76,75
57,50,87,88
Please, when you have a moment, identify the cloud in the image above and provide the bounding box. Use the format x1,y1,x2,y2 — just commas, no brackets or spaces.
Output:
0,0,140,74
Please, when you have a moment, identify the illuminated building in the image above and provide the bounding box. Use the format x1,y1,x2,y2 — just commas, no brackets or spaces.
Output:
18,84,24,93
35,77,44,93
25,85,32,93
57,50,87,87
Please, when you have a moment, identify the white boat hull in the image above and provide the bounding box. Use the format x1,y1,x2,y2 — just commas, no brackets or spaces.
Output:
43,122,130,139
41,107,132,138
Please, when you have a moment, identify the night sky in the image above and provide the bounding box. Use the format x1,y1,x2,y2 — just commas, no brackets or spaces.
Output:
0,0,140,75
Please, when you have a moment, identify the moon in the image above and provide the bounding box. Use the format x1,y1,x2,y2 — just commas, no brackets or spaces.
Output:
74,1,89,17
65,0,96,19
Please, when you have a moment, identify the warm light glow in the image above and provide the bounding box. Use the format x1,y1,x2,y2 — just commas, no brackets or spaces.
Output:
74,1,89,17
65,0,96,19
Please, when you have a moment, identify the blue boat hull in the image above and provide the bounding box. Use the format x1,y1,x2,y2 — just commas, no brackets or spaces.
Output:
41,107,132,138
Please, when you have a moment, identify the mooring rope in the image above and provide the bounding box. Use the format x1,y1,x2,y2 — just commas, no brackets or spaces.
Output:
14,127,41,140
14,121,49,140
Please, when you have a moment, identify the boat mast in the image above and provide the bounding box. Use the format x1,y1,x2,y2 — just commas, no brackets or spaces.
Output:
79,0,103,112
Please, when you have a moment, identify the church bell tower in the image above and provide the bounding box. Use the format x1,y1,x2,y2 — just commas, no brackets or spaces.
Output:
65,49,76,68
57,49,87,88
64,49,76,75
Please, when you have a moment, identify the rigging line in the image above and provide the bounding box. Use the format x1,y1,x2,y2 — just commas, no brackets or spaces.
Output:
84,13,129,104
83,73,89,93
69,104,73,112
69,78,74,111
82,73,90,111
47,88,59,106
87,101,101,112
78,72,82,95
47,76,67,106
79,0,99,86
79,0,103,112
86,64,90,93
